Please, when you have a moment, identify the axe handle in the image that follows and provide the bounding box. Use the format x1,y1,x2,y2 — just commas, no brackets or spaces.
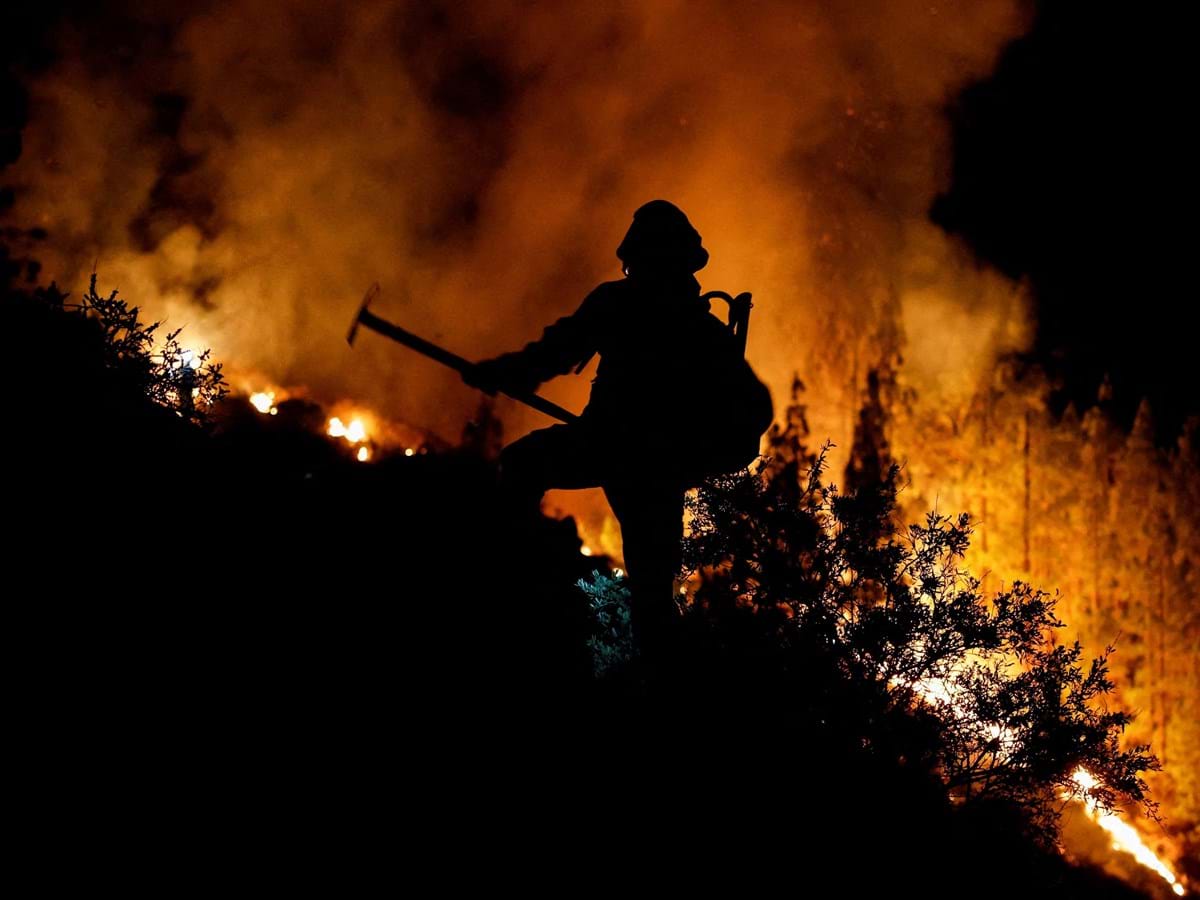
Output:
355,308,579,424
358,308,472,375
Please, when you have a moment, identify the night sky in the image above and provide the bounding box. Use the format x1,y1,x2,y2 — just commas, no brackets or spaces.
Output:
933,1,1193,439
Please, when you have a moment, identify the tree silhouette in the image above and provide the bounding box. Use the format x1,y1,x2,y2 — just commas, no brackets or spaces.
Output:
674,380,1159,846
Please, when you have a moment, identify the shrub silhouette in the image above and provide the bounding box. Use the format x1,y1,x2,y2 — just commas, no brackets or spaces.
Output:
672,379,1159,848
70,273,228,424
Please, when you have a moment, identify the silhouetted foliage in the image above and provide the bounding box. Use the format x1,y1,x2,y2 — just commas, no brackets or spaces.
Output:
70,273,227,425
675,379,1160,847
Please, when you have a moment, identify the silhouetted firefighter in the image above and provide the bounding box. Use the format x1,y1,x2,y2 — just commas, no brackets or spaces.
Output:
465,200,773,655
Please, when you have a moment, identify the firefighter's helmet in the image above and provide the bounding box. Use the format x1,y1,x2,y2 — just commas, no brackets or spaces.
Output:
616,199,709,274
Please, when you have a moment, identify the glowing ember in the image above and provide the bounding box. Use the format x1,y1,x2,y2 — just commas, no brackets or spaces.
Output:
249,391,276,414
404,448,415,457
580,545,593,557
1070,769,1186,896
356,446,371,463
327,416,368,444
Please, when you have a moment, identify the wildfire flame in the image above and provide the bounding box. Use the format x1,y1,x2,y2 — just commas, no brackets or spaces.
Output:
20,14,1192,879
327,415,373,462
247,390,423,462
908,677,1186,895
327,416,367,444
248,391,424,462
249,391,277,415
1070,769,1187,896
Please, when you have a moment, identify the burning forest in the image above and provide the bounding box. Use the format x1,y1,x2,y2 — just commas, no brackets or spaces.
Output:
2,1,1195,895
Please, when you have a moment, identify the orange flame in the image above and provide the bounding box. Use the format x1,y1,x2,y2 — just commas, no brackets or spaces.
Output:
908,677,1186,895
327,415,368,444
249,391,277,415
1070,769,1186,896
326,414,374,462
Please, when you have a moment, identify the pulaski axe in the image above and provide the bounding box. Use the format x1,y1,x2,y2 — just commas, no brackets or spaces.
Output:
346,283,578,424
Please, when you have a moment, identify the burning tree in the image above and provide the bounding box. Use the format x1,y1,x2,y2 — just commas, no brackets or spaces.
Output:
675,381,1161,851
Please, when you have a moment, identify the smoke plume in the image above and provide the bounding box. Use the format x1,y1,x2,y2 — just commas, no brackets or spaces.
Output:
3,0,1033,445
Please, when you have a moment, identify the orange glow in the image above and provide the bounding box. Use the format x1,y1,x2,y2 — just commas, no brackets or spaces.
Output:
180,348,205,370
327,415,368,444
1070,769,1187,896
318,404,431,461
7,5,1191,890
910,676,1186,895
249,391,276,414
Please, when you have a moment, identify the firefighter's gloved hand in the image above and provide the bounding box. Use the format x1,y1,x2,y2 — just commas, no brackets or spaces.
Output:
463,360,498,395
464,354,537,397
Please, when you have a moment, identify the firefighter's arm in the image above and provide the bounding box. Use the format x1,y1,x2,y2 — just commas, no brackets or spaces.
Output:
464,287,607,396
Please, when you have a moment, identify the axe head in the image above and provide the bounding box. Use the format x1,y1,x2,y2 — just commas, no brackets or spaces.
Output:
346,282,381,346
